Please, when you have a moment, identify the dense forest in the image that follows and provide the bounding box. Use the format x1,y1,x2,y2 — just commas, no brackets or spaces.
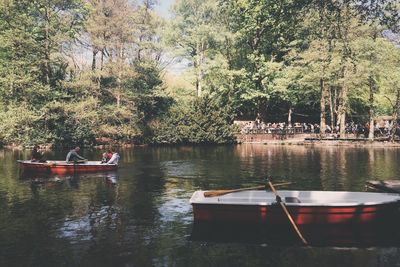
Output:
0,0,399,146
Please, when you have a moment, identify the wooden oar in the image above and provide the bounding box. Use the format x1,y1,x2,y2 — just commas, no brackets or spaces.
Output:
267,178,308,245
203,182,292,197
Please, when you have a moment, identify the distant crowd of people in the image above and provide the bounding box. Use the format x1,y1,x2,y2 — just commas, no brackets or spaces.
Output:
344,122,400,138
236,120,400,138
237,121,321,135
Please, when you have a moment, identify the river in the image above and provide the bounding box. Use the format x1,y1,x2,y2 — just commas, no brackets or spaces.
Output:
1,144,400,266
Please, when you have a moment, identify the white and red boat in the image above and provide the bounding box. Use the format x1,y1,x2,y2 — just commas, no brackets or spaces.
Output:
190,190,400,225
18,160,118,175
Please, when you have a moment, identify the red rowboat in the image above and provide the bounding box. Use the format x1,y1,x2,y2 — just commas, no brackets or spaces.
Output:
17,160,118,175
190,190,400,225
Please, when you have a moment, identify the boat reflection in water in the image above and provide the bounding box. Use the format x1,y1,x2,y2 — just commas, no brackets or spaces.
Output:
19,170,119,191
190,221,400,247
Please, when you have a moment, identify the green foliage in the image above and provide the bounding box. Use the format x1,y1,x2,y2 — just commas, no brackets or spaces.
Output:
0,0,172,147
0,0,399,146
0,105,40,145
42,101,97,147
150,97,237,144
96,105,141,142
126,61,172,122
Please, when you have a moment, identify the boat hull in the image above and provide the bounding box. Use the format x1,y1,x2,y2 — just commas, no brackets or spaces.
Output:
192,203,399,225
191,190,400,225
18,160,118,174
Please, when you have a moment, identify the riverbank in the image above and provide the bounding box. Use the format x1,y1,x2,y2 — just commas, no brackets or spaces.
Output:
2,142,140,150
261,140,400,147
4,135,400,149
238,133,400,147
258,138,400,147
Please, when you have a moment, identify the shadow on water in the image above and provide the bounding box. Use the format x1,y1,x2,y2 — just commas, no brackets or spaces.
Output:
190,221,400,248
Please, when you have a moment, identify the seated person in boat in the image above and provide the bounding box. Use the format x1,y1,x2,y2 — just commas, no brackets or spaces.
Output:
31,145,46,162
66,147,86,163
106,152,120,165
101,150,113,163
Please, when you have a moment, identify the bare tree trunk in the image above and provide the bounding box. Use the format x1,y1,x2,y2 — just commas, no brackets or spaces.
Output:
116,94,120,107
44,6,51,85
92,50,97,70
368,112,374,140
288,107,293,126
329,87,335,131
338,66,348,138
368,77,375,141
116,77,121,108
196,65,203,97
390,89,400,142
320,78,327,136
195,42,205,97
116,43,122,108
258,100,268,122
368,28,379,141
101,49,105,70
334,87,338,126
339,84,347,138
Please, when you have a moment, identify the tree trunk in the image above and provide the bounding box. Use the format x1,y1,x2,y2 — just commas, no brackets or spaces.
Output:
329,87,335,131
338,66,348,138
368,77,375,141
44,6,51,85
334,86,338,126
92,50,97,70
339,84,347,138
258,100,268,122
339,110,346,137
288,107,293,126
116,43,123,108
389,89,400,142
195,42,204,97
116,66,121,108
116,89,121,108
196,67,203,97
320,78,327,136
101,49,105,70
368,27,379,141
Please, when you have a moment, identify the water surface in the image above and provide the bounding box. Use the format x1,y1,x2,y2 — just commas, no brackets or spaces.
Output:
1,145,400,266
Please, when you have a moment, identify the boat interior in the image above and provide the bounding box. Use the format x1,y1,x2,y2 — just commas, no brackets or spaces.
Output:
191,190,400,206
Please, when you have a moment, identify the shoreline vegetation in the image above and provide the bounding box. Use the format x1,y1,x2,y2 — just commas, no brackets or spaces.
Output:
4,136,400,150
0,1,399,148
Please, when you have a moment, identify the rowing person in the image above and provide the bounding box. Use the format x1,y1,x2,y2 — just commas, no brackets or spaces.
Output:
31,145,46,162
66,146,87,163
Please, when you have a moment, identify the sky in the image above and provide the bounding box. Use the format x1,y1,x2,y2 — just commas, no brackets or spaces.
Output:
154,0,174,18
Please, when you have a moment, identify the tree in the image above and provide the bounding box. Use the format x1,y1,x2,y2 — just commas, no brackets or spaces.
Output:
0,0,85,105
168,0,221,97
133,0,164,62
353,0,400,140
150,96,237,144
0,0,88,145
